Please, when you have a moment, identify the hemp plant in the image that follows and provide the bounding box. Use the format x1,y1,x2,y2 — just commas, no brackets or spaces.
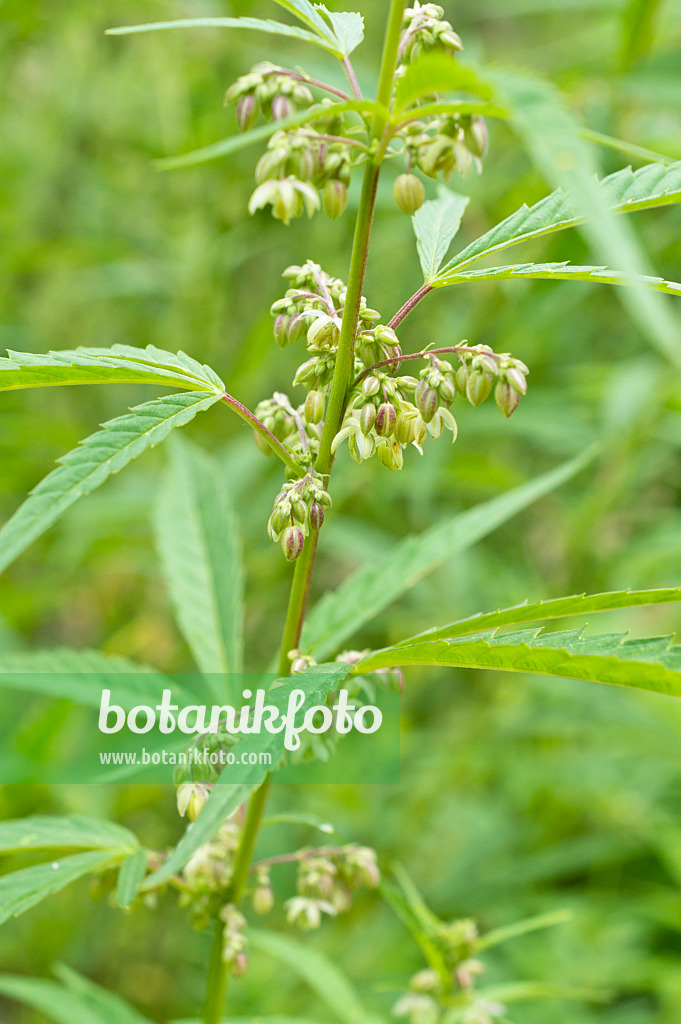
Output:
1,2,681,1023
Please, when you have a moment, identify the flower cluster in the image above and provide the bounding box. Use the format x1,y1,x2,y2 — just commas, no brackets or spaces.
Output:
284,845,380,930
392,920,505,1024
254,261,529,558
220,904,249,976
400,3,464,62
225,62,313,129
267,470,332,561
226,18,486,224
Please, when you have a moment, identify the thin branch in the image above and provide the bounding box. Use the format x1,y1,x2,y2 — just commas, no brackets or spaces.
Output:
388,282,433,330
220,393,300,474
342,56,363,100
353,345,500,387
251,845,352,872
263,67,351,103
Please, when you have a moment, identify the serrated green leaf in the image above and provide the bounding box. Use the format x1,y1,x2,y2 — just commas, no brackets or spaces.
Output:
106,17,335,54
0,649,182,709
0,850,121,927
356,626,681,699
54,965,155,1024
250,930,370,1024
0,391,221,577
154,436,243,686
0,345,224,394
156,101,379,170
142,663,351,888
436,261,681,295
412,187,469,282
315,6,364,56
439,163,681,278
302,448,595,661
0,976,105,1024
0,815,139,856
395,53,494,113
486,68,681,365
272,0,336,38
115,849,148,908
402,588,681,646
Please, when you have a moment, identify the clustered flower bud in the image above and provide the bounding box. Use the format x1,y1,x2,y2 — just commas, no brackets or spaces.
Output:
225,62,313,129
284,844,380,931
453,345,528,417
401,3,464,63
220,904,249,977
394,172,426,214
267,470,332,560
405,114,488,183
252,866,274,915
176,782,210,822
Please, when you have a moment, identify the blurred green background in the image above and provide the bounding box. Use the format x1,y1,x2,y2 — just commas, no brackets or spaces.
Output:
1,0,681,1021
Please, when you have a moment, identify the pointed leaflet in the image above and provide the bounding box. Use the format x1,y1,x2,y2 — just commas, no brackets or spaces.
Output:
438,162,681,278
156,101,379,171
301,448,595,660
0,850,122,927
314,6,364,57
0,648,183,709
482,70,681,365
0,391,221,576
435,261,681,295
154,437,243,684
115,849,148,908
0,814,139,855
107,17,334,53
142,663,350,887
250,929,370,1024
355,627,681,699
0,345,224,394
395,52,494,113
412,187,469,283
398,587,681,646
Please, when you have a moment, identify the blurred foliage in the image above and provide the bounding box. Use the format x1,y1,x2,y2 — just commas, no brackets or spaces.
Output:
0,0,680,1021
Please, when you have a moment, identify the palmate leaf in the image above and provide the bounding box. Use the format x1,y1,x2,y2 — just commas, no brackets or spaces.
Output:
0,850,122,927
0,391,222,576
0,648,183,709
435,261,681,296
480,70,681,365
399,587,681,646
154,437,244,686
250,930,370,1024
0,814,139,855
412,187,469,283
0,344,224,394
314,6,364,56
437,161,681,278
302,448,594,661
355,626,681,699
142,663,351,888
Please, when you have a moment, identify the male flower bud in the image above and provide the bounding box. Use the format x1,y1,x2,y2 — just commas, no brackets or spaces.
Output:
362,375,381,397
307,313,340,350
418,386,439,423
394,173,426,214
495,380,520,417
377,437,404,471
375,402,397,437
466,116,489,158
236,93,257,132
285,896,323,930
273,314,291,348
176,783,209,822
287,314,307,344
504,365,527,394
304,390,325,424
360,403,376,435
282,525,305,561
323,180,348,220
253,868,274,914
395,407,421,445
439,376,456,404
455,364,469,394
309,501,325,531
271,94,294,121
466,370,491,407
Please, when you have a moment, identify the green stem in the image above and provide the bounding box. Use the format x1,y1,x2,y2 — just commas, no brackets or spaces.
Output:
202,3,406,1019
